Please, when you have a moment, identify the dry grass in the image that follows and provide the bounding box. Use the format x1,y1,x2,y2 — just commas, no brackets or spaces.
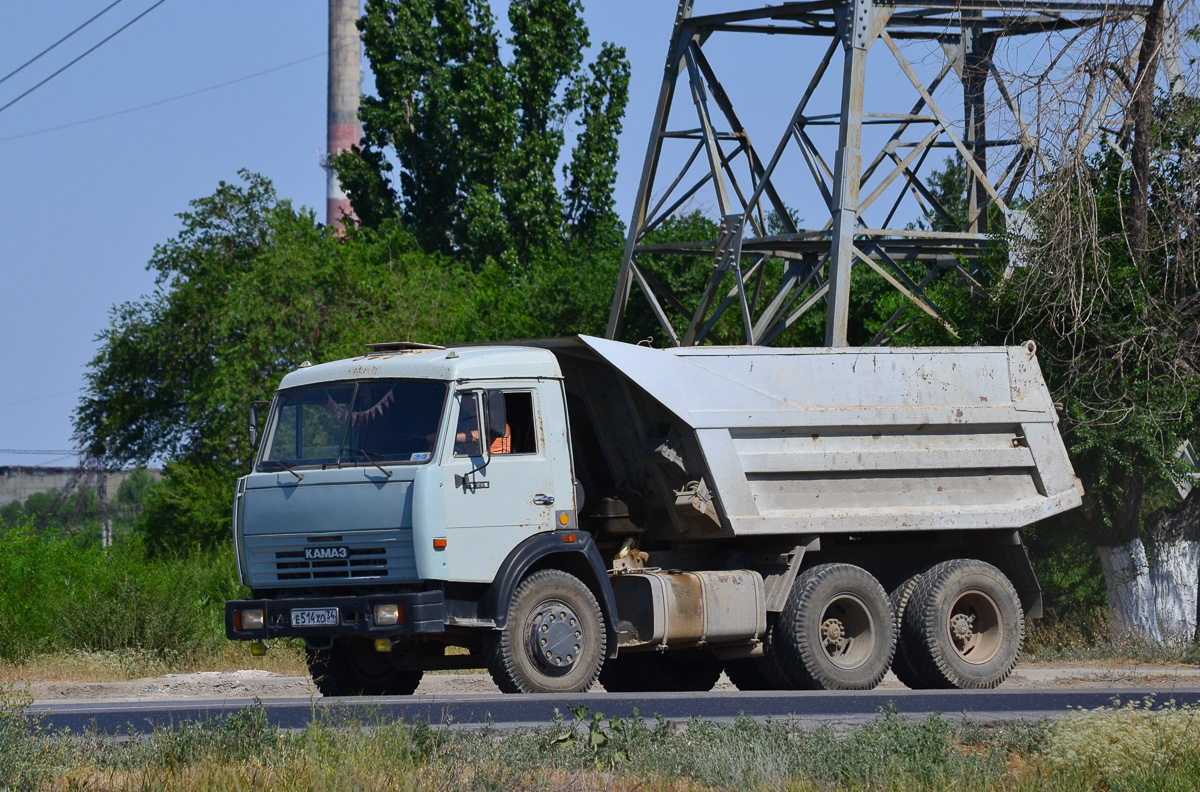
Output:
1026,610,1200,665
0,640,309,685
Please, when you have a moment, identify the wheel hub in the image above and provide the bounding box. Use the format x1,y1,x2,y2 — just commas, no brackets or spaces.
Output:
822,618,847,649
946,589,1003,665
529,600,584,671
949,613,975,641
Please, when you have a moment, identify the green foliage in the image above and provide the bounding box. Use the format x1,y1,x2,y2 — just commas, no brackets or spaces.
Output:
0,687,67,792
964,96,1200,543
337,0,630,270
0,518,238,662
137,459,235,554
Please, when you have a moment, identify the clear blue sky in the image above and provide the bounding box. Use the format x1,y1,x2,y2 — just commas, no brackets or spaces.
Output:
0,0,975,468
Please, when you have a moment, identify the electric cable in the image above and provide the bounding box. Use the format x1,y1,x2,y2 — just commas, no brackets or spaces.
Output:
0,0,127,87
0,449,77,455
0,49,328,142
0,0,170,116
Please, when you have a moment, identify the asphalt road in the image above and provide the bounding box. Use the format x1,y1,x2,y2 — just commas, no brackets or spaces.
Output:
28,687,1200,735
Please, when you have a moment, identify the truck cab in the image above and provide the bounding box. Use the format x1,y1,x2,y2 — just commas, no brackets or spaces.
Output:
227,342,619,694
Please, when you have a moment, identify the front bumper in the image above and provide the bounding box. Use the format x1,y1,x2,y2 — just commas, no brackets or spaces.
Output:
226,591,446,640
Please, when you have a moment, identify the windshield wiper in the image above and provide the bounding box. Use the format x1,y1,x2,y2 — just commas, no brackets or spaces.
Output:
261,460,304,481
343,447,393,478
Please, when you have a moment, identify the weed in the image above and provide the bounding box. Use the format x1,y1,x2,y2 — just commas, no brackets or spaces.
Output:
1027,609,1200,664
0,686,67,791
1042,697,1200,786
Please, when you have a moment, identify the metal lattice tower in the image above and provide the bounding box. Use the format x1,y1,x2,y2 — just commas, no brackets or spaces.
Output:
606,0,1180,348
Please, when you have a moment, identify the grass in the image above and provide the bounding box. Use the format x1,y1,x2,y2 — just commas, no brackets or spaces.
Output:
6,691,1200,791
1026,609,1200,665
0,641,310,685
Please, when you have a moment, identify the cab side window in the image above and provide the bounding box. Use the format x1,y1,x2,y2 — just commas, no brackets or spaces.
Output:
452,390,538,457
503,392,537,455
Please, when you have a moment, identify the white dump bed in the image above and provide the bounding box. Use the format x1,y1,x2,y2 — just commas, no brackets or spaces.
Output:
557,337,1083,537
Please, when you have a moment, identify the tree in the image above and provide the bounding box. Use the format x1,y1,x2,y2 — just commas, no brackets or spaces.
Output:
75,171,477,550
333,0,630,270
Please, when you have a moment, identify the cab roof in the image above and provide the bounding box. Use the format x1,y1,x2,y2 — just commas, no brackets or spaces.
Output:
276,344,562,391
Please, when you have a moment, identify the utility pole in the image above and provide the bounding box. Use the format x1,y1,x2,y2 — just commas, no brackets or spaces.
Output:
326,0,362,230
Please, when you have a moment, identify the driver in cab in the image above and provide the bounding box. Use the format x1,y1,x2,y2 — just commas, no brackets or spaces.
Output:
454,396,511,455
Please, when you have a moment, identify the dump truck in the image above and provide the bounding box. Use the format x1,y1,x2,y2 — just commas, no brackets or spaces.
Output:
226,335,1082,694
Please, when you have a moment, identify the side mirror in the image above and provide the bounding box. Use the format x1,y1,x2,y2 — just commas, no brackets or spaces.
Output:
249,400,270,449
484,390,507,445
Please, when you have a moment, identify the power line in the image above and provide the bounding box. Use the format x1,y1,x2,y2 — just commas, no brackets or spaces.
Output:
0,448,77,455
0,50,328,143
0,0,170,117
0,0,127,88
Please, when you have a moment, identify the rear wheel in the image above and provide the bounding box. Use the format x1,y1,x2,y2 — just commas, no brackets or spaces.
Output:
306,642,423,696
901,559,1024,689
889,571,936,690
777,564,894,690
484,569,606,694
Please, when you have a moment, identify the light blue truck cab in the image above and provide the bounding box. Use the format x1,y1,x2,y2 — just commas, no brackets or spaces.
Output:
227,341,619,695
228,337,1080,696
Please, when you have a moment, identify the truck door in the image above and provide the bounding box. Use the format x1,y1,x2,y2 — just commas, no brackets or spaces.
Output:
440,382,572,582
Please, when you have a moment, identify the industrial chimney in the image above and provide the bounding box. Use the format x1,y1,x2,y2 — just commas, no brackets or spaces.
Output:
326,0,361,229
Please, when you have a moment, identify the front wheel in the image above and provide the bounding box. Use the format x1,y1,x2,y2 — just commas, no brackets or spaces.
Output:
306,642,423,696
484,569,606,694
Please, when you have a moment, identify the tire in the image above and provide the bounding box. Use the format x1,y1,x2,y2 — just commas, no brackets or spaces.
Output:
601,649,723,692
776,563,895,690
484,569,606,694
306,642,423,696
889,571,937,690
758,617,803,689
901,559,1024,690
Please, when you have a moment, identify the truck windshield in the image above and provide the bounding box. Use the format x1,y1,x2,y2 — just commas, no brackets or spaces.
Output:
258,379,447,469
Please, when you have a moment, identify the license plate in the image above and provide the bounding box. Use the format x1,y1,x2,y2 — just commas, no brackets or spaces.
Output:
291,607,339,627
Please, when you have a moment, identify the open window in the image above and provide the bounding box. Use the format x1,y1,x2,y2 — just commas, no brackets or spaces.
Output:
453,390,537,457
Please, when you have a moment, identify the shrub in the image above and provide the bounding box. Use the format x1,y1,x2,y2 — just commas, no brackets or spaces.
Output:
0,518,239,661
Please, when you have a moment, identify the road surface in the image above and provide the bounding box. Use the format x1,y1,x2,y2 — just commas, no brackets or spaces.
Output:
29,687,1200,734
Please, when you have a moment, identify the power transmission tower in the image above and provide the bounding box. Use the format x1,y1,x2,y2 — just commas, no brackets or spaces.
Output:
606,0,1180,348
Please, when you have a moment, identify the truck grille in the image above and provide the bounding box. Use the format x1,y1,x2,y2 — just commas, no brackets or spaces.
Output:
243,529,418,587
275,545,389,580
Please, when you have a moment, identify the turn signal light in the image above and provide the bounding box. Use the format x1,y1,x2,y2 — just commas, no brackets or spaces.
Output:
562,533,577,543
433,538,448,549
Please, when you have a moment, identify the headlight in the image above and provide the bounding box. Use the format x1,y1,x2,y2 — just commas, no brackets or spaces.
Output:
373,603,402,626
240,608,265,630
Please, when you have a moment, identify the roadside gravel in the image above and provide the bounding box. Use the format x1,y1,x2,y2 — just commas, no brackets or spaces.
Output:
21,661,1200,705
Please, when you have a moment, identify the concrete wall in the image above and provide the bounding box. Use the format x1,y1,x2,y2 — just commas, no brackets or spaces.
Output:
0,466,161,508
